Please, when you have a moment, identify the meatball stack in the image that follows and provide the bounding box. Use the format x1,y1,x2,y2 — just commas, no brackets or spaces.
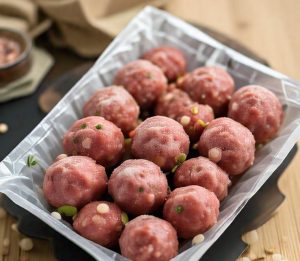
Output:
42,46,283,261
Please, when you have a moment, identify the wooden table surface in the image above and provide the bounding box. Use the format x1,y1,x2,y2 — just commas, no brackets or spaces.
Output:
1,0,300,260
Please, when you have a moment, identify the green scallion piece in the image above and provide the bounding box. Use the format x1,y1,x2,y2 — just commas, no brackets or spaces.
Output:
57,205,78,217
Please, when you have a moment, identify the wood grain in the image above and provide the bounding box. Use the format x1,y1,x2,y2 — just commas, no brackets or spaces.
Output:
1,0,300,260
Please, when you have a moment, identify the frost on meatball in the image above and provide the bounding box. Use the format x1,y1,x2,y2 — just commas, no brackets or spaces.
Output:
108,159,168,215
174,156,230,201
228,85,283,143
119,215,178,261
142,46,186,82
43,156,107,208
131,116,190,171
73,201,124,247
83,86,140,134
114,60,167,109
155,87,192,118
163,185,219,239
176,103,214,142
177,66,235,115
63,116,124,168
198,117,255,175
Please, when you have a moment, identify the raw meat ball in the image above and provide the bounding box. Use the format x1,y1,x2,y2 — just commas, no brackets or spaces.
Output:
176,103,214,142
108,159,168,215
43,156,107,208
174,156,230,200
73,201,124,247
114,60,167,109
198,117,255,175
63,116,124,168
142,46,186,82
131,116,190,171
228,85,283,143
119,215,178,261
177,66,235,115
83,86,140,134
155,88,192,119
163,185,219,239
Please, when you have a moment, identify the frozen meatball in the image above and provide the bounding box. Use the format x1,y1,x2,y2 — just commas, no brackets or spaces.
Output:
176,103,214,142
177,66,235,115
155,88,192,119
63,116,124,167
83,86,140,134
114,60,167,109
131,116,190,171
73,201,124,247
142,46,186,82
108,159,168,215
228,85,283,143
43,156,107,208
163,185,219,239
198,117,255,175
174,156,230,200
119,215,178,261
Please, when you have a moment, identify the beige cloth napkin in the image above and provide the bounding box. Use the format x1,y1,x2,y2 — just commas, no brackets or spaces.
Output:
0,0,168,57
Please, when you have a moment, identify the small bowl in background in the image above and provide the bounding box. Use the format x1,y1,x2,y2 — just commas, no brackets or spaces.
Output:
0,28,32,87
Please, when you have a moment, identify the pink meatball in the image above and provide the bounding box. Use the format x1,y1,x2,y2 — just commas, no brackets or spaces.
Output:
155,88,192,119
131,116,190,171
142,46,186,82
163,185,219,239
174,156,230,200
73,201,124,247
114,60,167,109
119,215,178,261
176,103,214,142
83,86,140,134
43,156,107,208
177,66,235,115
108,159,168,215
228,85,283,143
198,117,255,175
63,116,124,167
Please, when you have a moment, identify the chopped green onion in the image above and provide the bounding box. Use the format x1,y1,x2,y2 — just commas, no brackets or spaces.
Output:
26,155,38,168
95,124,102,130
80,123,87,129
171,165,178,173
175,205,184,214
121,212,129,225
191,106,199,115
175,153,187,164
197,119,208,128
125,138,132,145
138,187,144,193
57,205,77,217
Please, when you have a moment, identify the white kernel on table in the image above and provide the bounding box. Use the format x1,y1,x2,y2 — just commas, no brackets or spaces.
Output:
51,211,62,220
11,223,19,232
19,238,34,251
97,203,110,214
0,123,8,134
208,147,222,163
82,138,92,149
241,257,250,261
3,238,10,247
192,234,205,245
180,115,191,126
0,207,7,219
246,229,259,244
272,253,282,261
